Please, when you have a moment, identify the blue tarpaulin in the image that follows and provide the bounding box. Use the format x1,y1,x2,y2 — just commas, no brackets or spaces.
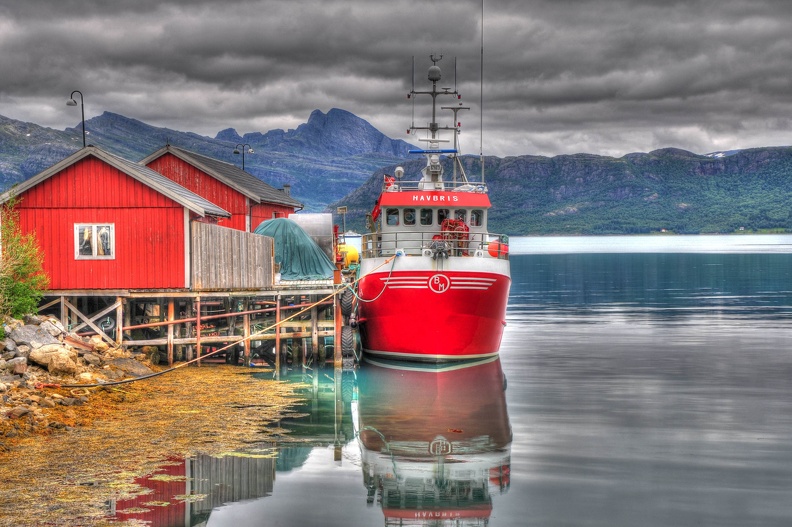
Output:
254,218,336,280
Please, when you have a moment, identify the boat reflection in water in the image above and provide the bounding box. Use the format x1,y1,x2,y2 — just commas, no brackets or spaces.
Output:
354,356,512,526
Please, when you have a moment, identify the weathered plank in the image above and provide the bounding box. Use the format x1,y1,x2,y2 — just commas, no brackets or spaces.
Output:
191,222,274,290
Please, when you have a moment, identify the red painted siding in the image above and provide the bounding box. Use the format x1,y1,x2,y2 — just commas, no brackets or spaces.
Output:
147,154,248,231
15,156,187,290
251,203,296,231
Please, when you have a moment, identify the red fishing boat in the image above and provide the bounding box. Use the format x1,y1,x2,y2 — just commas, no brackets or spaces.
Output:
355,55,511,362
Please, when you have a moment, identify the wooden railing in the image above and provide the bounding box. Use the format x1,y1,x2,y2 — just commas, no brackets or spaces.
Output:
361,231,510,259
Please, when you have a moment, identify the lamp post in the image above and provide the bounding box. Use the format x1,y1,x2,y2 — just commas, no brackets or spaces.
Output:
66,90,86,148
233,143,254,170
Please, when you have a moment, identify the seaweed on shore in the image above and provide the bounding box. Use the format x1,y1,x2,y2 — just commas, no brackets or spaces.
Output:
0,365,305,527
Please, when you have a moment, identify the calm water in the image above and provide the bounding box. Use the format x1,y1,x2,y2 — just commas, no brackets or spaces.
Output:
113,235,792,527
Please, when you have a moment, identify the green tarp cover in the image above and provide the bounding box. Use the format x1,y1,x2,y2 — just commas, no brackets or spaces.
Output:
254,218,336,280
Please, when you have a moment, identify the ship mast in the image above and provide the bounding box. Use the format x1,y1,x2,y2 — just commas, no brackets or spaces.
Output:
441,103,470,184
408,55,463,190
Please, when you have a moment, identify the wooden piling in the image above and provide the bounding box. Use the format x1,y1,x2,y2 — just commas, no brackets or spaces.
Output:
227,298,238,364
124,299,131,344
196,296,202,366
242,298,251,365
116,297,125,346
275,296,281,373
167,298,175,366
185,301,194,361
59,296,67,329
311,301,319,363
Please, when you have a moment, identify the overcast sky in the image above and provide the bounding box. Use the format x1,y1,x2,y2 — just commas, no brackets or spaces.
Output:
2,0,792,158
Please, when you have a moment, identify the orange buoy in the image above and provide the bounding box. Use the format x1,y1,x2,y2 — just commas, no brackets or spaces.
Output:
488,240,509,258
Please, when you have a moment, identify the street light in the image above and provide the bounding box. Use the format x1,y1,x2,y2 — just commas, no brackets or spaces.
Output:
66,90,86,148
233,143,254,170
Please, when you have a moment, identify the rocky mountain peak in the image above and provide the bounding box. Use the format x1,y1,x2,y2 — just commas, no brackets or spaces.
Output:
215,128,243,143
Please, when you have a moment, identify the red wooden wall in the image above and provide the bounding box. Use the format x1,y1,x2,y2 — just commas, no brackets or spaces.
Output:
15,156,188,290
251,202,295,231
146,153,248,231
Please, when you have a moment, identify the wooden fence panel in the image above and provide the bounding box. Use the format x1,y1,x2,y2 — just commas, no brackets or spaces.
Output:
191,222,274,290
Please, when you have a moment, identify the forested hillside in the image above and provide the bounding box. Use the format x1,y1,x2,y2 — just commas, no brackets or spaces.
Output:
334,147,792,235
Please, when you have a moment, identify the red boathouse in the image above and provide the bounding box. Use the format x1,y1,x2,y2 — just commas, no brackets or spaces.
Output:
141,145,303,232
1,145,232,291
0,145,339,367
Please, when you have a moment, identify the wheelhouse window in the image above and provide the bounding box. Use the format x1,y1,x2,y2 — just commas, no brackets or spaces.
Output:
437,209,450,223
455,209,467,222
386,208,399,226
75,224,115,259
420,208,433,226
403,208,416,226
470,209,483,227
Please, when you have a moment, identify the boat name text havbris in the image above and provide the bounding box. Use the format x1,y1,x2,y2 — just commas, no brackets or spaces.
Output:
411,194,459,202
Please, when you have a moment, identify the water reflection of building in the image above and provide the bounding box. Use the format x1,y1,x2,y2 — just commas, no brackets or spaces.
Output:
354,357,512,526
110,452,276,526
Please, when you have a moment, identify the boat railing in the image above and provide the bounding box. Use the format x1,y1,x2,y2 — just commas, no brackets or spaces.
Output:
382,179,489,193
361,231,509,260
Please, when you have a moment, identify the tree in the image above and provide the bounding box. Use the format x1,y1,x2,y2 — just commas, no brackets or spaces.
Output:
0,198,49,318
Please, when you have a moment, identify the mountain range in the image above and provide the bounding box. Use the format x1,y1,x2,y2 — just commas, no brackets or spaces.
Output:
0,109,414,212
2,110,792,235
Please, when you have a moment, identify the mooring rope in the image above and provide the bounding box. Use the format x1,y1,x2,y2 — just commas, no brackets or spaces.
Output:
350,253,399,304
35,255,398,390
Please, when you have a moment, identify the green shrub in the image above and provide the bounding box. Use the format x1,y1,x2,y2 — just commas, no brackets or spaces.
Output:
0,197,49,318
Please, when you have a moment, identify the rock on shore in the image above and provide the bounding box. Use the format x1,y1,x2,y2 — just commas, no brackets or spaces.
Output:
0,314,156,444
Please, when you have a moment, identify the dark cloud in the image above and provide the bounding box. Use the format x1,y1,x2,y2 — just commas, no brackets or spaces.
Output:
2,0,792,157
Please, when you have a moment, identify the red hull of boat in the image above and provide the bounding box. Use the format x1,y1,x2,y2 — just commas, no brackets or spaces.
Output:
357,270,510,361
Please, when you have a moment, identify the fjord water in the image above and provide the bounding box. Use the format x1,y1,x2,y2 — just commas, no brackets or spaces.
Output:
132,235,792,526
500,236,792,526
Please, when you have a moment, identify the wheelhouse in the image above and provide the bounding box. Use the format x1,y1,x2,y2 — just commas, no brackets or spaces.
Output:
362,179,507,259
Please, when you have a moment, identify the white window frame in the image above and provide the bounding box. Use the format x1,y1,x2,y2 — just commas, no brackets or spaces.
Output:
74,223,115,260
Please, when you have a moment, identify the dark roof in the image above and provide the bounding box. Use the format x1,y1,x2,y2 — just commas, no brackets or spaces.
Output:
0,146,231,218
140,145,303,210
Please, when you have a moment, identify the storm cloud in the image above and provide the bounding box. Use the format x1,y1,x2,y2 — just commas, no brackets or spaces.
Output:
2,0,792,157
